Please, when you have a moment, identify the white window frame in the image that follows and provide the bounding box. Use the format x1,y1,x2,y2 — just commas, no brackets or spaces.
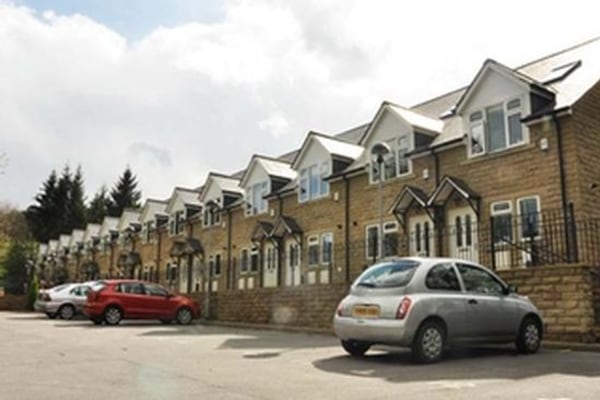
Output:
264,244,278,271
298,161,330,203
246,181,269,216
239,248,249,274
320,232,333,266
517,196,541,241
467,96,527,158
307,235,320,266
365,222,399,260
250,247,259,273
209,253,222,277
369,135,413,184
203,206,221,228
491,200,513,245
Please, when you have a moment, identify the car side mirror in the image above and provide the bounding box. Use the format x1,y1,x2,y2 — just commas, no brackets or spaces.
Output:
505,284,517,295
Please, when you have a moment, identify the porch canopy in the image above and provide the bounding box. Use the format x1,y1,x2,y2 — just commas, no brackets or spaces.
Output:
427,176,480,216
271,215,303,246
251,221,274,244
169,238,204,258
389,185,431,228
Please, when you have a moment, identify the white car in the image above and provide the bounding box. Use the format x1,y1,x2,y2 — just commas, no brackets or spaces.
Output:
34,283,93,320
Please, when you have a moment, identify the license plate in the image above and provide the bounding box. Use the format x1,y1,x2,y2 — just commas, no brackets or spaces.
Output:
352,305,380,319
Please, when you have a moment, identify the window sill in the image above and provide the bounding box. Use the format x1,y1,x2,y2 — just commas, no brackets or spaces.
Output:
463,142,533,165
369,172,416,187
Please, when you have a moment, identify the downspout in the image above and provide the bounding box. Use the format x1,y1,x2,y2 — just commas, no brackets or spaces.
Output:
156,227,162,284
187,218,194,293
277,193,284,287
344,176,351,283
226,209,233,290
431,148,443,256
552,112,573,261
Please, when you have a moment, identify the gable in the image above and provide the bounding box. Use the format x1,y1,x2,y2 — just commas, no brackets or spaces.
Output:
362,106,414,150
244,162,270,190
294,137,330,171
201,178,223,205
464,69,528,113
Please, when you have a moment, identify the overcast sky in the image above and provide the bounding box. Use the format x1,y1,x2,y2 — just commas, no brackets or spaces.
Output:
1,0,599,209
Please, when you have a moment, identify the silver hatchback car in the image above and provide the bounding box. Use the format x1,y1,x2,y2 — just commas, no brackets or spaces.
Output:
333,257,543,363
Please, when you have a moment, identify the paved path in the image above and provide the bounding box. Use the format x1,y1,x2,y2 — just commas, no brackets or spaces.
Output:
1,312,600,400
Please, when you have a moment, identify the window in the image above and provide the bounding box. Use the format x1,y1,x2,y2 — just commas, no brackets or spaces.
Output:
370,136,412,183
365,222,398,260
116,282,144,295
175,210,185,235
468,98,525,156
265,246,277,271
456,263,504,295
308,236,319,266
426,263,461,291
321,233,333,265
144,283,168,297
519,197,540,239
250,247,259,272
299,162,330,202
203,207,221,227
356,260,419,289
491,201,513,244
289,243,300,268
211,254,221,276
240,249,249,273
246,181,269,216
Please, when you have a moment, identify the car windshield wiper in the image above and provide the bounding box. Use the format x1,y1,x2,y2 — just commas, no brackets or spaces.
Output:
356,282,376,288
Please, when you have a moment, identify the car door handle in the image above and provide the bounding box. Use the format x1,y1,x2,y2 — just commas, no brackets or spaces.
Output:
468,299,478,305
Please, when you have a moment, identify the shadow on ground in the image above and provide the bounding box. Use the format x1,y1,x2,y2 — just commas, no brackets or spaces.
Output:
313,345,600,382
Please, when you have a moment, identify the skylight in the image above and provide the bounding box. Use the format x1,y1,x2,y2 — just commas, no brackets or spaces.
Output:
542,60,581,85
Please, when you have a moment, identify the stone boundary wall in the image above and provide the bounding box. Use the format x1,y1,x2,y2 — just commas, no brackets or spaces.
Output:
195,265,599,343
0,294,28,311
205,284,350,331
498,265,597,343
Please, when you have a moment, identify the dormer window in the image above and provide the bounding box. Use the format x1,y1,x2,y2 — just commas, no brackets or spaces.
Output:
370,136,412,183
169,211,186,236
299,161,329,202
468,97,525,157
246,181,269,216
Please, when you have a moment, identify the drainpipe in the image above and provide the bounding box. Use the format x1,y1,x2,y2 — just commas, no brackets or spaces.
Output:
156,227,162,284
552,112,574,262
277,194,284,287
430,148,443,256
344,176,351,283
226,209,233,290
187,218,194,293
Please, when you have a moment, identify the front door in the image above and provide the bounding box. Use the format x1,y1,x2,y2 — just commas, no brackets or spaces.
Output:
447,206,479,263
263,243,278,288
285,241,301,287
408,215,435,257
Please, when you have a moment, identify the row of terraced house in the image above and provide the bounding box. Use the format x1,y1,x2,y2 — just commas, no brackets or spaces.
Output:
36,39,600,340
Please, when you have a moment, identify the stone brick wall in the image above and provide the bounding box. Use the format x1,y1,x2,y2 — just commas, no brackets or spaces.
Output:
207,284,350,330
498,265,597,343
0,294,28,311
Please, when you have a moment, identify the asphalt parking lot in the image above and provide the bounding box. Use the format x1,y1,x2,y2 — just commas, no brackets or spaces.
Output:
1,312,600,400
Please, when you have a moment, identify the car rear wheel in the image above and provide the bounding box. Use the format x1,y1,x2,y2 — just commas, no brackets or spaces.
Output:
516,317,541,354
45,312,57,319
104,306,122,326
58,304,75,320
175,307,193,325
341,340,370,357
412,320,445,364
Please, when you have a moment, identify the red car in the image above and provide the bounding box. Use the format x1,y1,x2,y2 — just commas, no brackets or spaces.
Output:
84,280,200,326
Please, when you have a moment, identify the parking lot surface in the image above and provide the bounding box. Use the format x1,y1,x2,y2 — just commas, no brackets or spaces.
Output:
1,312,600,400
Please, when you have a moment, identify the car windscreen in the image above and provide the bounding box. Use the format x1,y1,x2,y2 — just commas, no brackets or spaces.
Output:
355,260,420,288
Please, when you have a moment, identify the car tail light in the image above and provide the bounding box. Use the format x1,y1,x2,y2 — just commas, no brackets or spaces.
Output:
396,297,412,320
336,303,344,317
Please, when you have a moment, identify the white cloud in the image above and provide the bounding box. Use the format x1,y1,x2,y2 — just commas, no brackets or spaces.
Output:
0,1,599,208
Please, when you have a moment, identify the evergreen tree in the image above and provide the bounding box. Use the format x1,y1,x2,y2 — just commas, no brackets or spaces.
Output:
54,165,72,235
2,241,34,295
108,167,142,216
87,185,110,223
68,165,87,231
25,170,59,242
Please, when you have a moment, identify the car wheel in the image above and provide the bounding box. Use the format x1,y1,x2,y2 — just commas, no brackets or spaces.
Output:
175,307,193,325
58,304,75,320
104,306,123,326
516,317,541,354
45,312,57,319
412,320,445,364
340,340,370,357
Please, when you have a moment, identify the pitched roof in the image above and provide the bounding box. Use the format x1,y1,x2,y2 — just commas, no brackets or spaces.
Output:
69,230,85,247
83,224,101,242
117,209,141,232
99,217,119,237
